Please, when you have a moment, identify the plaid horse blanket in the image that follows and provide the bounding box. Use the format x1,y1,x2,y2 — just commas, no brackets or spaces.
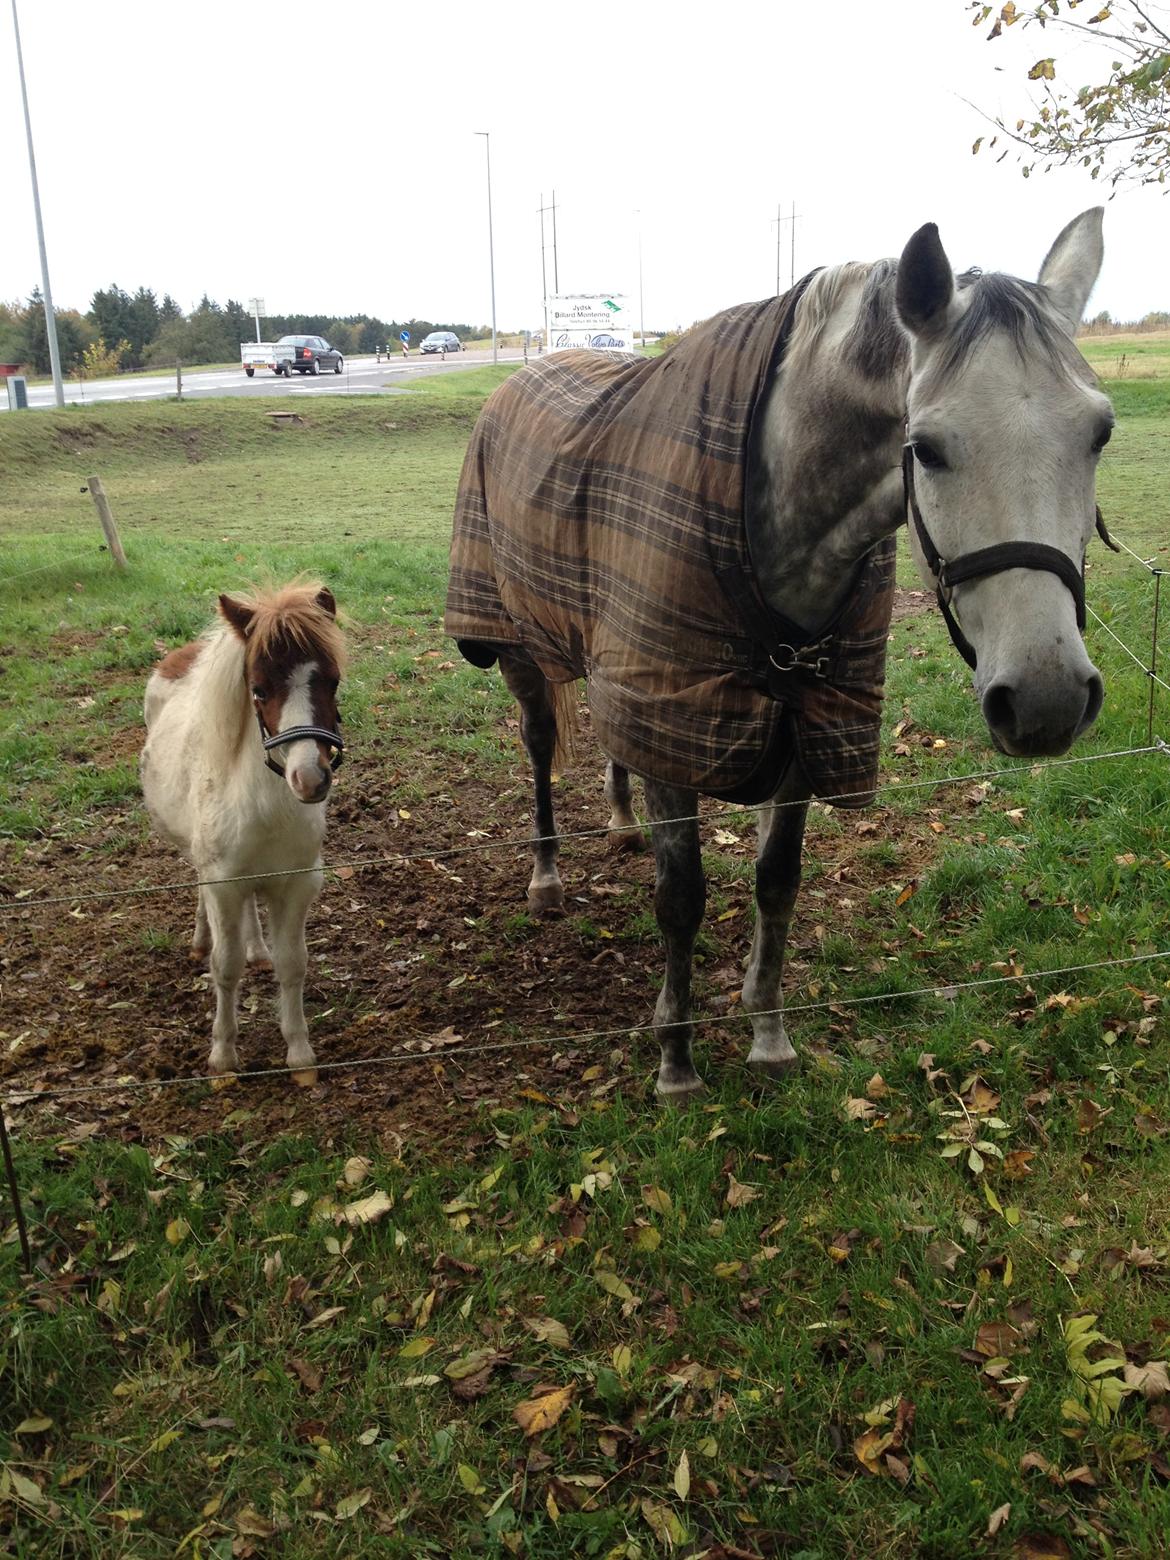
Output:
445,290,896,806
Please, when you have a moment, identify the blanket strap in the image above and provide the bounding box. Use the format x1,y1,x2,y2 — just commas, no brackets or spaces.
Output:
714,565,841,695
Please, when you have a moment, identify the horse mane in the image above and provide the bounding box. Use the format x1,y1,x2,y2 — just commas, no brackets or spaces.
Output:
239,580,347,674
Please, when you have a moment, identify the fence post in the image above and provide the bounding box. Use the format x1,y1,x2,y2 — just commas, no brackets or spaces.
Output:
86,475,128,570
176,359,182,400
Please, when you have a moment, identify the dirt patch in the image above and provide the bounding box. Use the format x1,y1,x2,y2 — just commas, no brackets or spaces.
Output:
890,587,934,623
0,717,947,1155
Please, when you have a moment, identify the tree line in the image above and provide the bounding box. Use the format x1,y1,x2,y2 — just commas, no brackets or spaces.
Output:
0,285,493,376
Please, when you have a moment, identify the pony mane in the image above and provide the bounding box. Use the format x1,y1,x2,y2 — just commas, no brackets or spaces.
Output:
934,269,1089,383
239,581,347,673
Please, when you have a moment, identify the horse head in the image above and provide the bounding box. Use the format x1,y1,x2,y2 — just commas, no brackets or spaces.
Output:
219,584,344,803
896,208,1111,757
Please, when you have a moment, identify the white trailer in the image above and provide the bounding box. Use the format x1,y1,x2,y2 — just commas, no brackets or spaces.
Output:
240,342,295,378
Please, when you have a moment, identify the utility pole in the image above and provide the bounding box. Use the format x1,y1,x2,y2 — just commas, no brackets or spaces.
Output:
11,0,63,406
538,192,550,348
475,132,497,365
636,210,645,349
550,189,559,294
771,202,802,293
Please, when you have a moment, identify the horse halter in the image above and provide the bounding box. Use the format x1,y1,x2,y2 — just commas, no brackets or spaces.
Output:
253,701,344,779
901,441,1116,672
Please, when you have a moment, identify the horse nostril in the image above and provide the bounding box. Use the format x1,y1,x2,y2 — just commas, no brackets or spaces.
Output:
1082,670,1104,731
982,681,1017,738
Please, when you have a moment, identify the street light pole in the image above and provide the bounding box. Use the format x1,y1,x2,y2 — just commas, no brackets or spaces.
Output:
475,132,497,366
11,0,63,406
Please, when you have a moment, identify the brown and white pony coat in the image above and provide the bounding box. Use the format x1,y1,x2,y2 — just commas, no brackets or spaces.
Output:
141,582,344,1080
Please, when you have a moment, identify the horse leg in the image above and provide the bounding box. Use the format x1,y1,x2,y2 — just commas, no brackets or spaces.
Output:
203,883,247,1073
190,888,210,962
265,869,322,1080
604,760,647,852
499,651,565,917
644,779,706,1103
243,894,272,970
742,772,811,1078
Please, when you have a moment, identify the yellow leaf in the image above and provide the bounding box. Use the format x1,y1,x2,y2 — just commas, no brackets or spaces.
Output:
342,1156,371,1186
108,1507,145,1524
8,1470,46,1505
15,1415,52,1434
595,1270,636,1302
513,1383,575,1436
674,1449,691,1500
1028,56,1056,80
523,1316,572,1350
713,1260,743,1280
457,1463,486,1494
546,1488,560,1523
725,1174,761,1209
632,1225,662,1253
642,1185,672,1215
479,1164,506,1193
146,1428,183,1454
341,1189,393,1226
445,1349,496,1380
399,1336,437,1359
335,1488,372,1520
165,1217,189,1245
613,1343,633,1375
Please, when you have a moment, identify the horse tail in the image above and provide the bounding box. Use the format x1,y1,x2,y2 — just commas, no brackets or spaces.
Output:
551,680,578,775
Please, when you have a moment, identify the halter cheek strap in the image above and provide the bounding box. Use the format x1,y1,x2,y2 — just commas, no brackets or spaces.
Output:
254,705,345,778
901,443,1113,672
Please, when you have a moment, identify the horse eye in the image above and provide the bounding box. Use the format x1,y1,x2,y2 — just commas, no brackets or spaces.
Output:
251,685,266,699
912,440,947,472
1092,425,1113,454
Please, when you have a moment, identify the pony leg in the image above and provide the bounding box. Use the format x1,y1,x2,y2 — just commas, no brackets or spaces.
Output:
203,883,248,1073
742,771,811,1078
644,779,705,1103
604,761,647,852
243,894,272,970
265,870,322,1077
191,888,210,962
499,651,565,917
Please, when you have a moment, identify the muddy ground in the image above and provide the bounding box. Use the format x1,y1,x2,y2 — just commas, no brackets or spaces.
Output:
1,594,950,1155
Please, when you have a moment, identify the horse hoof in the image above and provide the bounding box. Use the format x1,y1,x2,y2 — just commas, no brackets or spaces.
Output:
290,1068,318,1088
655,1077,707,1107
747,1047,801,1080
189,947,210,964
607,826,648,854
528,883,565,917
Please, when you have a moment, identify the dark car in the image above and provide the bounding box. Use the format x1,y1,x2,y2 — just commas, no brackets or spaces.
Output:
419,331,462,355
278,335,344,376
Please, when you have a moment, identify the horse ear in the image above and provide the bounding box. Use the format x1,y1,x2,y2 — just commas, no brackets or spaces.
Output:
896,222,955,339
315,587,337,619
1038,207,1104,333
218,594,255,640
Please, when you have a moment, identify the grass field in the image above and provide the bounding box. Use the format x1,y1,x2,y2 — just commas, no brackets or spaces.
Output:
2,356,1170,1556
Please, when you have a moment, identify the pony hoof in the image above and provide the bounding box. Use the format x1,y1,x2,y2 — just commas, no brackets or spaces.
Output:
527,883,566,917
655,1076,707,1107
747,1047,801,1080
607,827,648,855
290,1068,319,1089
189,947,210,964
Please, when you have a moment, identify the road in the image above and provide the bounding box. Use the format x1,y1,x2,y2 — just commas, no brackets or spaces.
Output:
1,347,532,411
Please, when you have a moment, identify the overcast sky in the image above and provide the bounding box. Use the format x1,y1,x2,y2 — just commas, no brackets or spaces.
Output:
1,0,1165,333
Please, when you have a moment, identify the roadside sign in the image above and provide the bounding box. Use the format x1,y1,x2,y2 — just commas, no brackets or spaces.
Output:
546,295,633,353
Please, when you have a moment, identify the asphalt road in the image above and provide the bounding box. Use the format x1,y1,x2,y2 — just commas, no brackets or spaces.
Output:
1,347,532,411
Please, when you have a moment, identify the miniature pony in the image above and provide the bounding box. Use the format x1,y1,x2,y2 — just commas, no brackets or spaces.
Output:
141,582,344,1081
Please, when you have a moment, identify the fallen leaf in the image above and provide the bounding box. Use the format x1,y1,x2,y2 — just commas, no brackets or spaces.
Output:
14,1415,52,1434
341,1189,393,1226
725,1174,761,1209
399,1336,437,1360
674,1449,691,1500
335,1487,372,1520
513,1383,574,1436
1124,1360,1169,1400
342,1156,372,1186
289,1357,323,1393
987,1502,1012,1537
845,1097,878,1121
523,1316,571,1350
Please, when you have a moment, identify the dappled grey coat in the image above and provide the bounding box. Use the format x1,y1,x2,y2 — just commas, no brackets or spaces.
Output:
445,291,896,805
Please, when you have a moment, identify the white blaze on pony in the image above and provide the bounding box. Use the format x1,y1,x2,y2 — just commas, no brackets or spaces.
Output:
140,582,344,1081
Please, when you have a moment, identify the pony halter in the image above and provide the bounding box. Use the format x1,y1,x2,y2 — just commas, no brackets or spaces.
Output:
253,704,344,778
901,442,1115,672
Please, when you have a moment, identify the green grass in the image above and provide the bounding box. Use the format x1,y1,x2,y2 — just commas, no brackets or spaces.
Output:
3,365,1170,1554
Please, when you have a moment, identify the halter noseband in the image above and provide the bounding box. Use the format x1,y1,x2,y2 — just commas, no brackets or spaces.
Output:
253,703,344,779
901,442,1116,671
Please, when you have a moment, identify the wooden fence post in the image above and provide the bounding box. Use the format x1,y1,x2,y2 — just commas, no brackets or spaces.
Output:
86,475,128,570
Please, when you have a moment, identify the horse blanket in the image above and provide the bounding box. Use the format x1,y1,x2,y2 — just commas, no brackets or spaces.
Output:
445,290,896,806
